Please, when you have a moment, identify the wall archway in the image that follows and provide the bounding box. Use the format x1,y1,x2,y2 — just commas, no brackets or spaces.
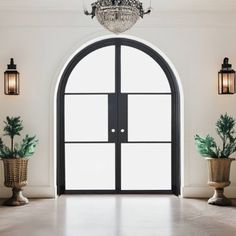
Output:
57,37,181,195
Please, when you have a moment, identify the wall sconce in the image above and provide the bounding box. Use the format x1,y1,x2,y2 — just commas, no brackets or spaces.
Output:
4,58,20,95
218,57,235,94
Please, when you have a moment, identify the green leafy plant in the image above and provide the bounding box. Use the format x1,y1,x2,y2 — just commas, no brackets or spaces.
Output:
0,116,38,159
194,113,236,158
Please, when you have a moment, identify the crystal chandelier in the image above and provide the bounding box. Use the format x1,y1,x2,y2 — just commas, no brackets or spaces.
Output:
84,0,151,34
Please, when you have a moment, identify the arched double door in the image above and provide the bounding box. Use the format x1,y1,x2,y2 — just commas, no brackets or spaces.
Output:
57,38,180,195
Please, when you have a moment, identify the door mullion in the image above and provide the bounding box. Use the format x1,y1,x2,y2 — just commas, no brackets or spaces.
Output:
115,44,121,191
117,94,128,192
108,94,117,143
118,94,128,143
108,93,118,191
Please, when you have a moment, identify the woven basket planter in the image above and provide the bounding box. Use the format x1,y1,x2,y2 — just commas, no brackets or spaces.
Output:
2,158,29,206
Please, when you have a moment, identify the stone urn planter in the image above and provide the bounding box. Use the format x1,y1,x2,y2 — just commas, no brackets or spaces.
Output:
206,158,235,206
194,114,236,206
2,158,29,206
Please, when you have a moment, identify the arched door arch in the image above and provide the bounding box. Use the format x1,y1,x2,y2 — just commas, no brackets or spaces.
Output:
57,38,180,195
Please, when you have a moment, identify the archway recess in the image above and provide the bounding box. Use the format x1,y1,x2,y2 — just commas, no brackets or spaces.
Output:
57,37,181,195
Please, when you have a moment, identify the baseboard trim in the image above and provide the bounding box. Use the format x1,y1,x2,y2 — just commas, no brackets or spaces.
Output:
0,186,56,198
182,186,236,198
1,185,235,199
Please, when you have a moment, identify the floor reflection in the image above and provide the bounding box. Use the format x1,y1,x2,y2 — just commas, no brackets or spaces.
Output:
0,195,236,236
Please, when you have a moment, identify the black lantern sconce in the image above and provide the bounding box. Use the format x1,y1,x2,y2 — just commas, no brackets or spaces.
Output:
4,58,20,95
218,57,235,94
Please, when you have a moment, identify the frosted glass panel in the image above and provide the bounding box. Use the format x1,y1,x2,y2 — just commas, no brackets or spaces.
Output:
121,144,171,190
128,95,171,141
121,46,170,93
65,144,115,190
65,95,108,141
65,46,115,93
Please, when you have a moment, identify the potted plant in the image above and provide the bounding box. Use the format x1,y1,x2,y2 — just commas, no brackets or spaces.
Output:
194,113,236,206
0,116,38,206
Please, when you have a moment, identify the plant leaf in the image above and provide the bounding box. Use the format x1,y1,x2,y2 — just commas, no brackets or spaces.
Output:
17,135,38,157
194,134,219,158
3,116,23,139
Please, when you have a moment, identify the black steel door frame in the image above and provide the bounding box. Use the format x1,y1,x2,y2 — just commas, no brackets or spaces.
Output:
57,38,181,195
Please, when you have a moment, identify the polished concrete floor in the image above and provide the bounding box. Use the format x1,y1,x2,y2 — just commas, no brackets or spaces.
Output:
0,195,236,236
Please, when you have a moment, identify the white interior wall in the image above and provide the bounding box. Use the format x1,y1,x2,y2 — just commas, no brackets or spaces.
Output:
0,10,236,198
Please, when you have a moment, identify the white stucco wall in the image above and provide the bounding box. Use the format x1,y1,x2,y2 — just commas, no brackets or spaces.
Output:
0,10,236,198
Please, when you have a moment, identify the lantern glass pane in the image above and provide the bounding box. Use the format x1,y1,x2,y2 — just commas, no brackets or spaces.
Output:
4,71,19,95
228,73,235,94
218,72,235,94
218,73,222,94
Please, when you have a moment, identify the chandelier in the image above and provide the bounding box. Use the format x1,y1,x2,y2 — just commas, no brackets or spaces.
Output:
84,0,151,34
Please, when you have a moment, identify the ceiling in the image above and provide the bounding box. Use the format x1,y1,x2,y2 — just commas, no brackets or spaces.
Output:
0,0,236,12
